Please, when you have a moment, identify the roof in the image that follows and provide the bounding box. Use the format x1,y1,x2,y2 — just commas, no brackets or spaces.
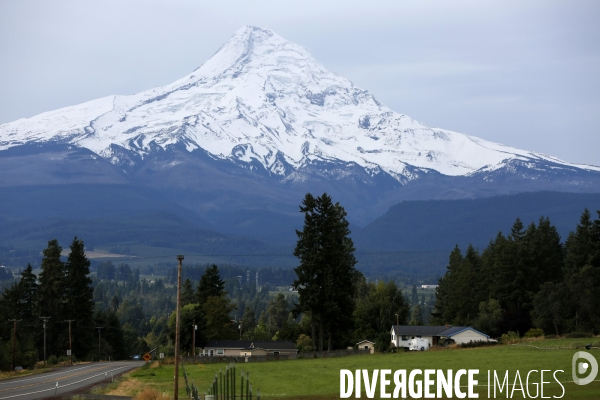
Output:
440,326,490,338
356,340,375,345
203,340,298,351
391,325,489,338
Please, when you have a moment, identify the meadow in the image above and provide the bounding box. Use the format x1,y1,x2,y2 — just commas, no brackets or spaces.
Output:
109,338,600,399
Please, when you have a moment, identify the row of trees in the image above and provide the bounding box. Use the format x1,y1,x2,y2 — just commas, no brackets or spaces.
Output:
432,209,600,337
0,238,120,369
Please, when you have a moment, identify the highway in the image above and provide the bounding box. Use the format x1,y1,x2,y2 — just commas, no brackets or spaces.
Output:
0,361,145,400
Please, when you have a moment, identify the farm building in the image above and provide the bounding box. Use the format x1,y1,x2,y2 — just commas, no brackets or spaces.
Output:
390,325,492,349
356,340,375,354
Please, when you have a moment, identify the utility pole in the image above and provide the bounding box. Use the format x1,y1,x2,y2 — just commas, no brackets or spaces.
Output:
174,255,184,400
96,326,104,360
8,319,21,371
40,317,50,366
64,320,75,364
192,319,196,361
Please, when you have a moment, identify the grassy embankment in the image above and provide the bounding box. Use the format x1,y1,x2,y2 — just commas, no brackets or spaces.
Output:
108,338,600,399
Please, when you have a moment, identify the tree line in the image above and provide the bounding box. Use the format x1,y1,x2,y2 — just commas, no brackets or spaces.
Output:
0,238,125,369
432,209,600,337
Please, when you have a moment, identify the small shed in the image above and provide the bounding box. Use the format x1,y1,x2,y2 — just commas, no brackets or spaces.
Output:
356,340,375,354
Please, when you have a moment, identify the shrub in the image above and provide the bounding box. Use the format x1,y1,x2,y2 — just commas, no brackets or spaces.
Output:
565,332,593,338
500,331,520,344
47,355,58,365
135,388,162,400
296,334,312,352
524,328,544,338
458,340,499,348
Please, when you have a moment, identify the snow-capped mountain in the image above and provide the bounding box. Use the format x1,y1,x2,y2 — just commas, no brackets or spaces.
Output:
2,25,597,184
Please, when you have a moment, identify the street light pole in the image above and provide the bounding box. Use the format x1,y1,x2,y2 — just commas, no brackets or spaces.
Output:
174,255,184,400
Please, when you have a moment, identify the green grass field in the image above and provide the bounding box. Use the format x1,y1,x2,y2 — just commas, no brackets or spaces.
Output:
126,338,600,399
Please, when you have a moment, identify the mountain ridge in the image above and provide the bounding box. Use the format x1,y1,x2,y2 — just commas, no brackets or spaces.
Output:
2,25,598,185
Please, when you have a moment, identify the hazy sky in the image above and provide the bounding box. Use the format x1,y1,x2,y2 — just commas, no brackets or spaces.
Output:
1,0,598,166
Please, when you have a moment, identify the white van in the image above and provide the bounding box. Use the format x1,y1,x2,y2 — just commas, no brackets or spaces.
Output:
408,338,430,351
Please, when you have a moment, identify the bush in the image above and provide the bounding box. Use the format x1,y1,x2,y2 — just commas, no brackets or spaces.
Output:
565,332,593,338
296,334,312,352
500,331,520,344
47,355,58,365
544,334,558,339
135,388,162,400
458,340,499,348
524,328,544,338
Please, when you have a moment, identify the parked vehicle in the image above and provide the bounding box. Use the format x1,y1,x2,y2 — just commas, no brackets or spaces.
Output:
407,338,430,351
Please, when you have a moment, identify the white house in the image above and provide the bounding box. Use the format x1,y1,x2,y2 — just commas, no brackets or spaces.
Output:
391,325,492,349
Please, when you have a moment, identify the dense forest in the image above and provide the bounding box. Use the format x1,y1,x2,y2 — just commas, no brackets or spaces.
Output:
432,209,600,337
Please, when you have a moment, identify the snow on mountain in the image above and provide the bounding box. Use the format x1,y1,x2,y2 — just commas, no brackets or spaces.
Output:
1,25,598,182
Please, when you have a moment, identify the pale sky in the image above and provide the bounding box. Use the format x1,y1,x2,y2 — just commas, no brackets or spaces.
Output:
1,0,598,166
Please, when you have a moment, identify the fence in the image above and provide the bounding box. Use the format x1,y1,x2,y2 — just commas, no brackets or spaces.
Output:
181,362,201,400
183,348,370,364
181,361,259,400
205,362,259,400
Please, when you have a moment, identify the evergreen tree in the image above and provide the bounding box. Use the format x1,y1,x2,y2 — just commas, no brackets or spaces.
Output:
353,280,408,345
531,282,569,336
241,306,256,336
411,284,418,305
0,265,39,368
93,309,127,360
64,237,94,359
293,193,358,351
3,264,39,322
431,246,462,325
266,293,289,334
409,305,424,326
196,265,225,305
110,295,120,312
168,304,206,352
562,209,600,332
474,299,503,337
37,239,66,356
201,295,237,340
181,278,195,307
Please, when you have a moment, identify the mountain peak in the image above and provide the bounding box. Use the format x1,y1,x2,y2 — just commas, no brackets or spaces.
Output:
1,26,599,184
194,25,308,80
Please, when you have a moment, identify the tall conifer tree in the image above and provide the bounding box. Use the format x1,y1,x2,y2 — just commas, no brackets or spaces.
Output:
293,193,358,351
38,239,66,356
64,237,94,359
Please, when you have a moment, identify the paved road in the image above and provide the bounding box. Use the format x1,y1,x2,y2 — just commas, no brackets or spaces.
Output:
0,361,145,400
